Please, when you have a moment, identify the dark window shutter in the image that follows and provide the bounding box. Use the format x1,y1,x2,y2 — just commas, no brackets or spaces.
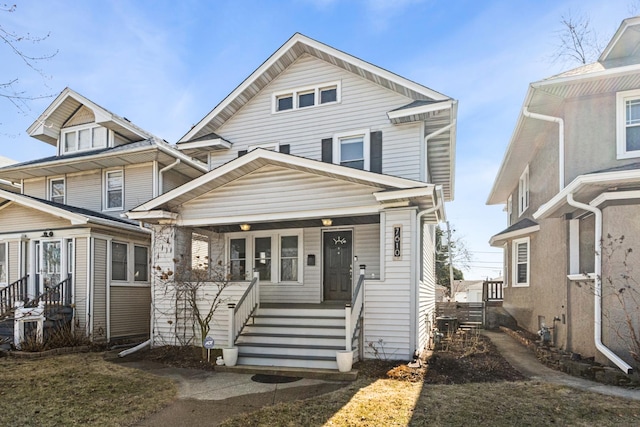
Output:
279,144,290,154
370,131,382,173
321,138,333,163
238,150,247,157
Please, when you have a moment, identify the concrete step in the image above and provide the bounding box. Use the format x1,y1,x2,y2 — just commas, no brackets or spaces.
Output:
238,353,339,370
215,364,358,381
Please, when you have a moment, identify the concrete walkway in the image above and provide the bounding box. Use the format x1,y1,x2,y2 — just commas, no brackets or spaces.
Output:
112,359,348,426
483,330,640,401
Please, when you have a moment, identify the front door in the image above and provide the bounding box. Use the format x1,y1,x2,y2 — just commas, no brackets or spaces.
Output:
323,230,353,301
39,240,61,292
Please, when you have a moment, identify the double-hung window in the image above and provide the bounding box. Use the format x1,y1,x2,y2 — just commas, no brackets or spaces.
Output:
111,242,128,281
512,237,530,287
134,246,148,282
518,167,529,215
617,89,640,158
228,232,302,283
62,125,108,154
49,178,65,204
105,170,124,210
333,129,370,171
111,242,149,282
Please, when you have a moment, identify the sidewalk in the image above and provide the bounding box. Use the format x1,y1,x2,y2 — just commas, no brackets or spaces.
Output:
112,359,348,426
482,330,640,401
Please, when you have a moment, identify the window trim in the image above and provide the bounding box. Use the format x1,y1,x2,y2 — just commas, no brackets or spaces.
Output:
518,166,529,216
134,245,149,282
104,169,124,211
616,89,640,159
48,177,66,204
333,129,370,171
226,229,303,284
111,242,150,284
0,241,7,286
506,194,513,226
60,123,109,155
111,241,128,282
512,237,530,287
272,81,341,113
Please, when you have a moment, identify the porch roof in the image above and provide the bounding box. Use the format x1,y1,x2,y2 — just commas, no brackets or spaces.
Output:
128,149,444,225
489,218,540,247
0,189,148,235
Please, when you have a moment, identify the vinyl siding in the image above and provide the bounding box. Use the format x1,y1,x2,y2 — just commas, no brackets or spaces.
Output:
22,178,46,199
66,171,102,212
418,222,436,352
162,170,191,194
124,164,154,211
209,54,423,181
93,238,107,342
0,204,71,233
74,238,88,332
8,241,19,283
110,286,151,339
181,165,382,222
363,208,415,360
354,223,380,279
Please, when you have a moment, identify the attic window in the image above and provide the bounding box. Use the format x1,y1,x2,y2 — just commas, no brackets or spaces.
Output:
62,124,108,154
273,81,341,113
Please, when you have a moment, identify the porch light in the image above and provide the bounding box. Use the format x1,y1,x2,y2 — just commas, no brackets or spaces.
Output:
321,218,333,226
41,230,53,237
240,224,251,231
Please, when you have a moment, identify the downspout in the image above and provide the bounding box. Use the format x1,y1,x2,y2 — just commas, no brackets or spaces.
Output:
415,185,445,353
522,108,564,189
566,193,633,374
424,120,456,182
158,159,181,195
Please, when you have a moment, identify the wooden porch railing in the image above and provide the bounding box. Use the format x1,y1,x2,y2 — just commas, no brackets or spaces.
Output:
345,265,366,352
482,280,504,302
0,275,29,318
26,276,73,309
228,272,260,346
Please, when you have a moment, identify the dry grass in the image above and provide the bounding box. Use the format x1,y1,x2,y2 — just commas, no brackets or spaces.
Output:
0,352,176,426
220,378,640,427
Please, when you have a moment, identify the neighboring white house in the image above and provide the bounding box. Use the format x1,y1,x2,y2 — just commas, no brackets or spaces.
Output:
129,33,457,369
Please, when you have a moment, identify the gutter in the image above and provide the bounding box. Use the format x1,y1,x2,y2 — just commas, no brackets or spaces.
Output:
158,159,181,194
566,193,633,374
522,108,565,190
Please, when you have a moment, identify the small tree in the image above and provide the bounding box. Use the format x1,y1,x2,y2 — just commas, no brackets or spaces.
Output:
154,227,233,360
435,224,470,293
551,11,604,66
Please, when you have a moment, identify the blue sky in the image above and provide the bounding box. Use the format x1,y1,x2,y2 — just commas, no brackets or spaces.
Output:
0,0,634,279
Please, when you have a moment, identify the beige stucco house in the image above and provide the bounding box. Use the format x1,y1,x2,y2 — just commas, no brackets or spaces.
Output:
128,33,457,369
488,17,640,373
0,88,206,344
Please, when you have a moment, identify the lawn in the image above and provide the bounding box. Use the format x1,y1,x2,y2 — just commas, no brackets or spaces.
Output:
0,352,176,427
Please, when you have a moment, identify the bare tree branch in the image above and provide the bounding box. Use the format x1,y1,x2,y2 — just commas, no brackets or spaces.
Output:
551,11,604,66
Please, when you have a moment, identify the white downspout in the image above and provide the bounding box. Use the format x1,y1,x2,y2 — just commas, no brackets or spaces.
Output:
424,120,456,183
522,108,564,190
566,193,633,374
158,159,181,195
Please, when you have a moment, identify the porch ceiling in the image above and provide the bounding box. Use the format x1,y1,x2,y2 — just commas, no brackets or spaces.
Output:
205,214,381,233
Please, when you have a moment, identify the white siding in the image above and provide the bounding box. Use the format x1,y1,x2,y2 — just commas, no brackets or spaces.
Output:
209,55,423,181
418,223,436,353
93,238,107,342
363,208,415,360
124,164,154,210
181,165,382,222
74,238,88,332
8,241,19,283
67,171,102,212
355,223,380,279
162,170,191,194
22,178,46,199
0,204,71,233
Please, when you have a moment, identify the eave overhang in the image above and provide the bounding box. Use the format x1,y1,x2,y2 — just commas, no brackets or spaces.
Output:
387,99,453,124
489,218,540,247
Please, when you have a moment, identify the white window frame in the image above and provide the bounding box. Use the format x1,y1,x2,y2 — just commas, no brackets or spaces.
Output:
133,245,149,282
512,237,530,287
272,81,341,113
333,128,370,171
518,166,529,216
617,89,640,159
111,241,128,282
110,242,149,284
248,142,280,152
48,177,66,204
60,124,109,155
0,241,7,286
506,194,512,226
226,230,303,284
104,169,124,211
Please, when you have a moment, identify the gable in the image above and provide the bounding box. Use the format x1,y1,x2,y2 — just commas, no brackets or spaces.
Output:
180,164,385,224
63,105,96,128
0,203,73,233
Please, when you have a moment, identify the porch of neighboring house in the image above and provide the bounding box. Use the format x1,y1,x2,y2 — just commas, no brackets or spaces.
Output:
435,280,506,333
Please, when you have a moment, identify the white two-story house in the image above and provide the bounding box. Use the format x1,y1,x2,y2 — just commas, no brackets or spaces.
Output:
129,33,457,369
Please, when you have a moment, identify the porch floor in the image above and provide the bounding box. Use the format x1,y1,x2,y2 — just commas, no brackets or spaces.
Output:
216,364,358,381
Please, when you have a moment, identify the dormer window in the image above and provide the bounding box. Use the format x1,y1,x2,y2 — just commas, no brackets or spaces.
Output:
273,81,341,113
61,125,108,154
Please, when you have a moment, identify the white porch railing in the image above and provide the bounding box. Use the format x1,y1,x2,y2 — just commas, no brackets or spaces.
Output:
228,272,260,346
345,265,366,352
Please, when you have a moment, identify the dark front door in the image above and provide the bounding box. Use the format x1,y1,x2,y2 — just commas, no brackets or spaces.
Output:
323,230,353,301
